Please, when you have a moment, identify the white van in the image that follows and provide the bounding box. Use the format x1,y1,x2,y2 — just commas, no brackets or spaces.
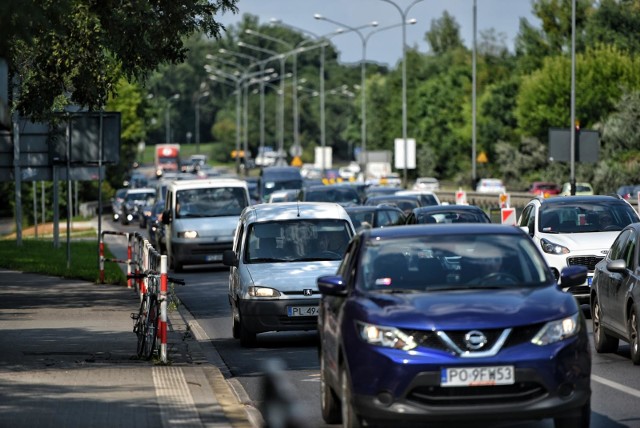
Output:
162,179,250,272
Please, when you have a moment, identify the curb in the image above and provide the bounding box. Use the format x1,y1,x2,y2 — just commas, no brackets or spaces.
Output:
172,303,260,428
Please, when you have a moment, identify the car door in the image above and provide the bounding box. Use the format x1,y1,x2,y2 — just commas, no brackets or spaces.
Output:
610,229,637,334
599,229,633,334
320,236,360,385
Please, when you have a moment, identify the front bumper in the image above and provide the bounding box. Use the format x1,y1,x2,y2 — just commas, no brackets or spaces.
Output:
345,333,591,425
238,298,319,334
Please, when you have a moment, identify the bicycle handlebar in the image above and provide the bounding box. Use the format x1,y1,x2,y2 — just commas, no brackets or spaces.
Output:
126,271,185,286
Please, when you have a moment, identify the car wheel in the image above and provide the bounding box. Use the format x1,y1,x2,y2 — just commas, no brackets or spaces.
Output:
340,364,362,428
232,303,240,339
554,400,590,428
239,312,256,347
320,352,341,424
592,296,618,353
628,307,640,365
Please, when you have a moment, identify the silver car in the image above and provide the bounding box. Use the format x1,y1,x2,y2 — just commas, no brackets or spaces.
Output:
223,202,355,347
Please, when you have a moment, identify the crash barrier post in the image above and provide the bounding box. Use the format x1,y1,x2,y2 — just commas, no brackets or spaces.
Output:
99,230,130,284
159,254,168,363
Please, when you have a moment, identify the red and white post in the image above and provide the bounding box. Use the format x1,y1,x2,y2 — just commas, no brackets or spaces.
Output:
127,235,133,289
99,238,105,284
159,254,168,363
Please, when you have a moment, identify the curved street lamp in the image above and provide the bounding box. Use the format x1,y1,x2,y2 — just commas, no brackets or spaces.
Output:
379,0,426,187
165,93,180,144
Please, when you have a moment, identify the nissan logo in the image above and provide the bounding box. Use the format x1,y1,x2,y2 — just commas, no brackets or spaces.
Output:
464,330,487,350
303,289,313,296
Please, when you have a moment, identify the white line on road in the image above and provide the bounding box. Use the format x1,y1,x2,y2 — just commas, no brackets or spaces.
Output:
592,374,640,399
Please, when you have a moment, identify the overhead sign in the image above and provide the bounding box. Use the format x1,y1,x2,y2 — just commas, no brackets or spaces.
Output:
501,208,517,225
548,128,599,163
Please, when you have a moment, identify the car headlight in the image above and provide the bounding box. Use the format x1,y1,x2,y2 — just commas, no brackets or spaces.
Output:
531,313,580,346
357,321,417,351
540,238,570,255
177,230,198,239
248,286,281,297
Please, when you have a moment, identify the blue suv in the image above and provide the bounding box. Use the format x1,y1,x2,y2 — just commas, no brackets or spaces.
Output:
317,224,591,427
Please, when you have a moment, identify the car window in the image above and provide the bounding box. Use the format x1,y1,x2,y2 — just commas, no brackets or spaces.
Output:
623,231,636,269
518,204,534,228
539,202,638,233
245,219,352,263
607,229,632,261
356,234,552,291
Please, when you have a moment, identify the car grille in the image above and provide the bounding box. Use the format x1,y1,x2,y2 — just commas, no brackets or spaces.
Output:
567,255,603,271
407,382,546,406
406,324,543,355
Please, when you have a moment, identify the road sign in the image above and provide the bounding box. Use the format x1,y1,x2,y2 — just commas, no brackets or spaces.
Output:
501,208,517,225
289,144,303,157
455,189,467,205
499,193,510,209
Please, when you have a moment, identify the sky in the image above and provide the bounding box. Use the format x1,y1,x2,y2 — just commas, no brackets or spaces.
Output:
217,0,540,67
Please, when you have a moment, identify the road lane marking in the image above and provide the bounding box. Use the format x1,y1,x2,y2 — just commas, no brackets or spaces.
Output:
592,374,640,399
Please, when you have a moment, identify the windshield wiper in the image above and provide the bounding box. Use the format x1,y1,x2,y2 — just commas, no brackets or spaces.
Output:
374,288,421,294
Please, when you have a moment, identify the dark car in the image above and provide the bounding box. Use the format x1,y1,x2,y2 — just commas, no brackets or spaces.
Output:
121,188,156,226
405,204,491,224
344,205,406,232
317,224,590,427
299,185,361,207
111,188,128,222
363,194,421,215
364,185,402,199
147,200,166,254
591,222,640,364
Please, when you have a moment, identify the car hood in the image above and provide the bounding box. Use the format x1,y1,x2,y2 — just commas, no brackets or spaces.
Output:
359,286,577,330
246,261,340,291
539,230,618,252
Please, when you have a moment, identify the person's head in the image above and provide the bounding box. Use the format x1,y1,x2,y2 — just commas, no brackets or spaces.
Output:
599,212,613,228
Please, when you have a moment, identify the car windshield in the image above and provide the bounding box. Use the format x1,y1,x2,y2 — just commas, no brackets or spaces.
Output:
304,188,360,205
417,210,489,224
356,233,552,292
176,187,248,218
246,219,352,263
125,191,155,203
538,201,639,233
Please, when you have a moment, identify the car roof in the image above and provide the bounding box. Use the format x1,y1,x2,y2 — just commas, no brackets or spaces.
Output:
345,205,403,213
535,195,625,205
363,223,522,239
242,202,352,224
167,178,247,190
412,205,485,214
125,187,155,194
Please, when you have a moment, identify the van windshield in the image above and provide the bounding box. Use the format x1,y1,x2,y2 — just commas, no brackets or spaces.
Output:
246,219,351,263
176,187,248,218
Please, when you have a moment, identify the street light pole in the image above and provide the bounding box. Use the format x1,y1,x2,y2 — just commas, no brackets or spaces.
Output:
165,93,180,144
195,90,209,154
380,0,425,188
238,41,287,164
472,0,477,186
314,15,379,172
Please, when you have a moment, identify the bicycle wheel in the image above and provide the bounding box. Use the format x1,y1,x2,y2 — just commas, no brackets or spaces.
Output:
135,297,149,358
142,296,159,360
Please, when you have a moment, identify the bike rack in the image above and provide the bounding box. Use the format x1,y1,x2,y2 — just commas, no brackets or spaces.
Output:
128,232,171,363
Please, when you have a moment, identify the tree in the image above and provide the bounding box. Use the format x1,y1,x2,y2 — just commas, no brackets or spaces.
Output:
2,0,239,121
424,11,464,55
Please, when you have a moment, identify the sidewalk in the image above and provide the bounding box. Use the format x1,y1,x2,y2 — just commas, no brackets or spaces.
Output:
0,269,253,428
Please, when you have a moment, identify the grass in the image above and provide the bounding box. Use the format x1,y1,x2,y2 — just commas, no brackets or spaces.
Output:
0,238,127,285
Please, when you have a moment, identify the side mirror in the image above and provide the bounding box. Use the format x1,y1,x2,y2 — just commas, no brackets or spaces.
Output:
606,259,627,274
317,275,348,296
161,210,171,225
222,250,238,267
559,265,588,288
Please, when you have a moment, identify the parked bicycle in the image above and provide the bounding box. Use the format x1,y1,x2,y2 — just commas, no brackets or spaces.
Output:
128,270,185,360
